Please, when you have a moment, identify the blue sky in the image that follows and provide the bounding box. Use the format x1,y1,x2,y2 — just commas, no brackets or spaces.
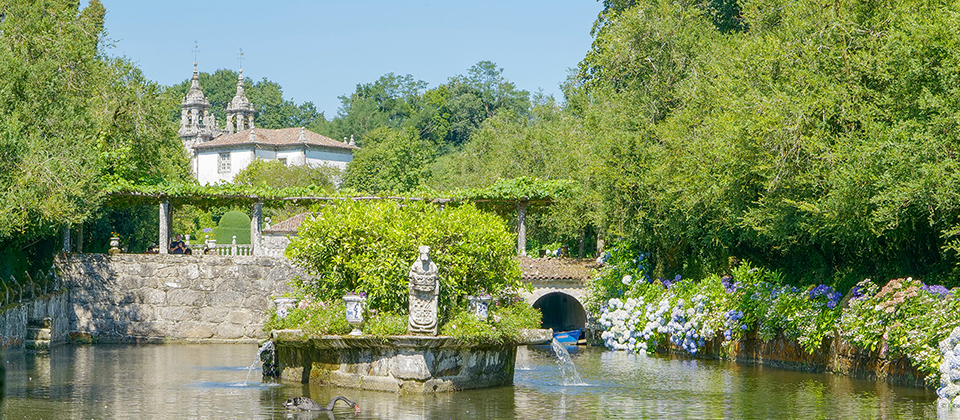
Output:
99,1,602,118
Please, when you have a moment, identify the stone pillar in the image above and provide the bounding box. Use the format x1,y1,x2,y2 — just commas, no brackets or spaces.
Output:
61,225,71,254
517,202,528,256
159,201,171,255
408,246,439,335
251,201,263,256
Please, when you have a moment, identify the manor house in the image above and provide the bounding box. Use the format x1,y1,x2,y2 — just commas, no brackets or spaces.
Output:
179,62,357,185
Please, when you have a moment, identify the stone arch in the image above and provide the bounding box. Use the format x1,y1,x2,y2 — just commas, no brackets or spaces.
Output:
532,291,587,333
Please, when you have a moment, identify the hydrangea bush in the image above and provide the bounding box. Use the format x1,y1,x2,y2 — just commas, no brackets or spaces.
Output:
593,249,960,385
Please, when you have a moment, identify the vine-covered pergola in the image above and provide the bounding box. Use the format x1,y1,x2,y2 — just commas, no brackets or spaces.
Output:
90,177,572,256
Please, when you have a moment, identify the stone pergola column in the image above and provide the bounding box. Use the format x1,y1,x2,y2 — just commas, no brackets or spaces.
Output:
62,224,71,254
517,201,528,256
159,200,171,254
251,201,263,256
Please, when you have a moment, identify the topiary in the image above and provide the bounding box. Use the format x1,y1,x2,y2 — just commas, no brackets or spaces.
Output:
214,210,250,244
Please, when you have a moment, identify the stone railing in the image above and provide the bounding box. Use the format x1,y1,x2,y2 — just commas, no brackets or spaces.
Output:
202,237,253,256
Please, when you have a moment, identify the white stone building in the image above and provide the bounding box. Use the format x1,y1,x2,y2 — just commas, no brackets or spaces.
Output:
179,62,357,184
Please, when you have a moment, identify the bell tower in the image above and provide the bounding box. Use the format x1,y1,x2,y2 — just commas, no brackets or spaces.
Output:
178,61,218,152
225,69,256,133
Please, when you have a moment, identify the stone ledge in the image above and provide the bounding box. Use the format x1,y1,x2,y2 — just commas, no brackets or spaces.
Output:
272,329,540,393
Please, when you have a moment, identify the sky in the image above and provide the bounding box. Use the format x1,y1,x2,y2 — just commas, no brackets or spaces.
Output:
99,1,602,119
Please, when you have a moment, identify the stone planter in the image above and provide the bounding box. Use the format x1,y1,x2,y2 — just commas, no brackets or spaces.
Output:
271,329,552,393
273,297,298,319
466,295,492,320
343,295,365,336
108,237,120,255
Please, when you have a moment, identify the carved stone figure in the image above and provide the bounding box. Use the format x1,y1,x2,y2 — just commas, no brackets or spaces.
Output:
408,245,439,335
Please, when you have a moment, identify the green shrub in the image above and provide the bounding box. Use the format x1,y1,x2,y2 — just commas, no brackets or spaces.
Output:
439,301,542,344
364,312,408,338
214,210,250,244
264,299,351,335
286,200,525,318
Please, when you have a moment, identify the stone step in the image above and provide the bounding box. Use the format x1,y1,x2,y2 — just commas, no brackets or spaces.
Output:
27,328,51,341
27,317,52,329
25,339,50,351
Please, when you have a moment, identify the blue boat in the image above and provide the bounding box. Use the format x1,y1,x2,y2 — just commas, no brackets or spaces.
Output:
553,329,581,345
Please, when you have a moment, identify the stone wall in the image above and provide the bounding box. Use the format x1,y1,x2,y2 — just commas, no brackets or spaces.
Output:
0,290,70,350
660,332,929,388
56,253,301,344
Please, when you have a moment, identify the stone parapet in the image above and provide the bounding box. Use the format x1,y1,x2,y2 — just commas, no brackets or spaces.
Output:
54,253,300,343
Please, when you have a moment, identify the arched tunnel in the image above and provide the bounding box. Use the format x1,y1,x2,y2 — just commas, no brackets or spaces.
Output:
532,292,587,333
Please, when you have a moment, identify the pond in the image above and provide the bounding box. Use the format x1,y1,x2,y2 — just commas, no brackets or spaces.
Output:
1,343,943,419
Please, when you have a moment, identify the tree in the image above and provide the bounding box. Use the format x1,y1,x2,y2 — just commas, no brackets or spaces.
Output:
0,0,189,286
342,127,433,194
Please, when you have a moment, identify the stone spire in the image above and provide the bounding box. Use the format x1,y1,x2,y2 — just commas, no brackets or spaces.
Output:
179,61,218,156
226,69,256,134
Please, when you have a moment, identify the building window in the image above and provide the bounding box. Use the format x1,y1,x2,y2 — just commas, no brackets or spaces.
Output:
278,158,287,166
218,152,231,173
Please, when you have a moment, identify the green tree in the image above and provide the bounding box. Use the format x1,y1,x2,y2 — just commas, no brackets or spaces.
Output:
342,127,433,194
0,0,189,290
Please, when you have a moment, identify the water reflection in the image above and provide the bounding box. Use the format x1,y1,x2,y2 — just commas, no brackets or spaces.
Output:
1,343,941,419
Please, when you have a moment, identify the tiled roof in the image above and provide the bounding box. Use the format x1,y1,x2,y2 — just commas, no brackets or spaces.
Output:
518,256,599,282
264,212,312,234
195,127,358,151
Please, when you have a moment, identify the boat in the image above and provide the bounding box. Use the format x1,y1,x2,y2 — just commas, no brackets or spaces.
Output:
553,329,581,345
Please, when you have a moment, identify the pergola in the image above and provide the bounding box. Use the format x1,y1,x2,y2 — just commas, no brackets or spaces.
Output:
87,192,551,256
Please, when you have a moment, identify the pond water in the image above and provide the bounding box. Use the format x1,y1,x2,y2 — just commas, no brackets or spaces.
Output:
0,343,943,419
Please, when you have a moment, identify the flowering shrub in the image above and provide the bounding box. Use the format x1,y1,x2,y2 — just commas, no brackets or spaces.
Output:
840,277,960,384
593,247,960,385
264,298,351,335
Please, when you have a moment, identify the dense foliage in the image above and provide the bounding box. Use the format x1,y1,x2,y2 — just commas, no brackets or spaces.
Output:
265,293,541,342
593,247,960,385
285,200,524,317
566,0,960,287
0,0,188,296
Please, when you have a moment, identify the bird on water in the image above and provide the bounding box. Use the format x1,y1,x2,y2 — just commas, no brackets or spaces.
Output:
284,396,360,414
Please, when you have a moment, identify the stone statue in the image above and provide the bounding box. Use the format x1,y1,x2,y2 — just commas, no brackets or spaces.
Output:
408,245,439,335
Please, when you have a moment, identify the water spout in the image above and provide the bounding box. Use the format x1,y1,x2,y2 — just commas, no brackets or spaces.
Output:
257,340,279,380
550,338,585,386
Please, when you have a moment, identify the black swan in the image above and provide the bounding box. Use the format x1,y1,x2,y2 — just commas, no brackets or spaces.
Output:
284,396,360,414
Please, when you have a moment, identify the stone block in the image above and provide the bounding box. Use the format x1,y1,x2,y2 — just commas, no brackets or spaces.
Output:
210,291,245,308
215,323,246,339
179,264,201,280
156,266,178,278
178,321,215,339
167,289,205,306
241,295,271,311
139,263,156,277
199,307,230,323
244,324,264,339
359,375,401,392
157,306,199,322
193,278,214,292
227,310,254,325
138,288,166,305
391,353,431,381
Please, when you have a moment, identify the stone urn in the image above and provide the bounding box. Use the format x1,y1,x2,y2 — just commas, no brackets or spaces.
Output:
273,297,298,319
343,294,366,336
467,295,492,320
108,237,121,254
